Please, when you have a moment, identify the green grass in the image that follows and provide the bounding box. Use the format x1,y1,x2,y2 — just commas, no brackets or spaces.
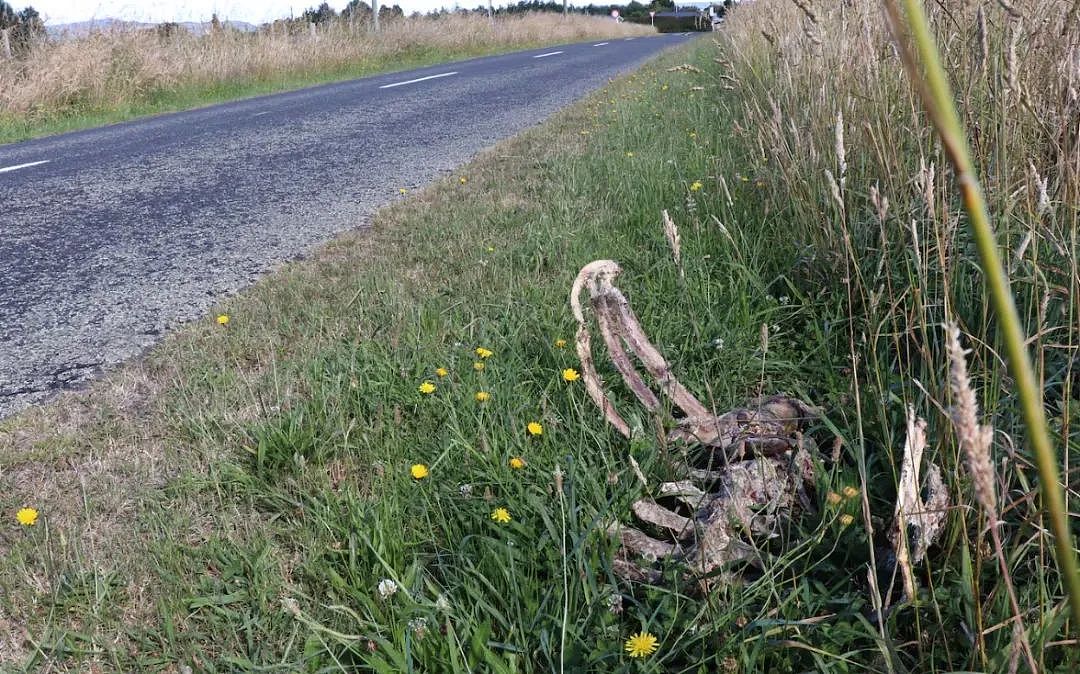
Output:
3,40,862,672
3,1,1080,670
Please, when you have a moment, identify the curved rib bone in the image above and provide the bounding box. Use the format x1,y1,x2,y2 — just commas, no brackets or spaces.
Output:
632,499,694,539
571,261,631,436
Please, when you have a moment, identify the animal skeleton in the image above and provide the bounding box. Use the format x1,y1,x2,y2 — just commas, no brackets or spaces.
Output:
570,260,819,579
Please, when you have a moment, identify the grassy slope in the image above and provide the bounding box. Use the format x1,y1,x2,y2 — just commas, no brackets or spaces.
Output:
3,2,1079,670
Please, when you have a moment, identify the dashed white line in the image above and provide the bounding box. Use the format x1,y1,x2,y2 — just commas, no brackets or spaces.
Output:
252,111,270,117
593,42,609,47
533,51,563,59
379,71,458,89
0,160,50,174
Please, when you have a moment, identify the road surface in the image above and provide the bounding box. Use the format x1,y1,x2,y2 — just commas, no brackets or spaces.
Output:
0,33,694,418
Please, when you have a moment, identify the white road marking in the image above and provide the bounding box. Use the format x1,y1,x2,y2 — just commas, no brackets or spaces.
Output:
0,160,50,174
593,42,609,47
533,51,563,59
379,71,458,89
252,111,270,117
624,37,635,41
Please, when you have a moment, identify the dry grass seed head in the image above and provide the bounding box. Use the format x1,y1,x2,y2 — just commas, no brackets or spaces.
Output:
944,322,997,517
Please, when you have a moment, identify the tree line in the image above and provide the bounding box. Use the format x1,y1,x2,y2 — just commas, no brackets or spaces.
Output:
0,1,45,55
290,0,729,25
0,0,731,54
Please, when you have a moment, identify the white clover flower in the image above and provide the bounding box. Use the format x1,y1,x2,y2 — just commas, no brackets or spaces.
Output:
435,595,451,613
606,592,623,615
459,484,473,497
779,295,790,305
408,617,429,638
377,579,398,600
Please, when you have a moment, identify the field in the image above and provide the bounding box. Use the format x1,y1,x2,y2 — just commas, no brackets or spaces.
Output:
0,13,653,144
2,0,1079,671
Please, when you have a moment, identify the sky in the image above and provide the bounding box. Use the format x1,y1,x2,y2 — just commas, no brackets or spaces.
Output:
14,1,460,25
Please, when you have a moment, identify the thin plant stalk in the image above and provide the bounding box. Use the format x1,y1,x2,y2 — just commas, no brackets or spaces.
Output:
882,0,1080,629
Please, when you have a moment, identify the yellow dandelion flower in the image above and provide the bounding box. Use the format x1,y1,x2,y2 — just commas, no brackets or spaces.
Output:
527,421,543,437
689,181,703,192
473,361,485,371
16,507,38,526
418,381,436,394
554,339,567,348
475,391,491,402
509,457,525,470
625,152,634,158
839,514,855,527
562,368,580,382
826,492,842,506
486,246,495,253
216,314,229,325
475,347,493,359
459,176,468,184
491,507,511,523
661,84,669,91
435,368,449,378
624,632,658,658
842,486,860,499
411,464,429,479
399,188,408,194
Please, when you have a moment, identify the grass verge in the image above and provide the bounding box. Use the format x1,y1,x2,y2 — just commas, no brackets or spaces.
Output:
2,36,834,672
2,0,1079,671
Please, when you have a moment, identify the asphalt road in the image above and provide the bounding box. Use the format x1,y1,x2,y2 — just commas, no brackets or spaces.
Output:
0,32,694,419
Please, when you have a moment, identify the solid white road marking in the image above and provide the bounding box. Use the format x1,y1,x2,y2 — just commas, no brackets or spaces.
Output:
0,160,50,174
533,51,563,59
593,42,609,47
379,71,459,89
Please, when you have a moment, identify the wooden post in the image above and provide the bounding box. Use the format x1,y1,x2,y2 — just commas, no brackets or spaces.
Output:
1,29,11,59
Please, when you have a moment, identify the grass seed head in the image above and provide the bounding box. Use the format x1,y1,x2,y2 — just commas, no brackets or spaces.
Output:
945,323,997,517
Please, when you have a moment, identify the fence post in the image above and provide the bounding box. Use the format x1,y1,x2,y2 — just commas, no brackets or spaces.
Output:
1,29,11,59
309,22,316,40
372,0,380,33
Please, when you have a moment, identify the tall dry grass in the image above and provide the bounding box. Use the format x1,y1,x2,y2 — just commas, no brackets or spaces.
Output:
0,13,653,120
716,0,1079,666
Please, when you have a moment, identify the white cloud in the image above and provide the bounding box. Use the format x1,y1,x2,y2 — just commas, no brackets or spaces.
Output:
16,0,472,25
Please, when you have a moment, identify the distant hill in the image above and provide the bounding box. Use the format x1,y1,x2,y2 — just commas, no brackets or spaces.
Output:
46,19,258,38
